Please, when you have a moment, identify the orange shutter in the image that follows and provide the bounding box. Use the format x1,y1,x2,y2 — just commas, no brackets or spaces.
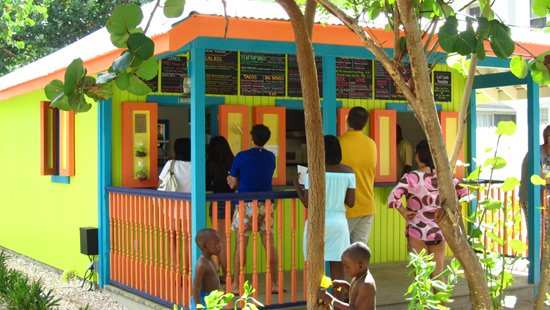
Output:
121,102,158,188
40,101,58,175
370,110,397,182
439,111,464,179
253,107,286,185
219,105,250,155
337,108,351,136
58,110,75,176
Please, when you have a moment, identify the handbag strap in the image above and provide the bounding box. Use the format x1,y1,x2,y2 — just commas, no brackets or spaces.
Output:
169,159,176,175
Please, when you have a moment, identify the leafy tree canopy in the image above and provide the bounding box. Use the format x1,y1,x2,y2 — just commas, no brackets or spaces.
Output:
0,0,151,76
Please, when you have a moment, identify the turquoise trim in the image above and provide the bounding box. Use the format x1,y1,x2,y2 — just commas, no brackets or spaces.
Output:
322,56,337,135
146,95,224,106
386,103,442,112
473,72,528,89
190,46,207,275
526,75,541,284
476,56,511,69
97,99,112,288
467,92,477,234
50,176,70,184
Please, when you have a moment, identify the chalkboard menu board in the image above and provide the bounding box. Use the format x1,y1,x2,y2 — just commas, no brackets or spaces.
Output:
240,52,286,96
336,58,373,99
161,56,188,93
433,71,452,102
374,61,412,100
374,61,392,99
206,50,238,95
144,74,159,93
288,55,323,97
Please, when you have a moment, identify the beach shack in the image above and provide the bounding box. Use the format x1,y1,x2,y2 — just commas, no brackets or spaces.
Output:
1,0,549,308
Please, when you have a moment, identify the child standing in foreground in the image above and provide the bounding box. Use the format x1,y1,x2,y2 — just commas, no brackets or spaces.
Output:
318,242,376,310
191,228,222,309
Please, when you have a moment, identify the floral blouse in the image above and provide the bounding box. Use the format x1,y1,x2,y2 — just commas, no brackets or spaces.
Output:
387,171,468,242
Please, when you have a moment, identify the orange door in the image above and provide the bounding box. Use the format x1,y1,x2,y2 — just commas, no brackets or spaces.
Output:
337,108,351,136
253,107,286,185
121,102,158,188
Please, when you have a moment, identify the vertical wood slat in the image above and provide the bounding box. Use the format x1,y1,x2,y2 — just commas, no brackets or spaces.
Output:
153,198,160,297
147,197,153,295
237,201,245,296
175,200,182,305
169,199,175,303
224,201,232,290
186,201,193,308
265,200,272,306
291,198,297,302
131,195,136,289
277,199,284,304
163,199,169,300
252,200,259,301
124,195,130,286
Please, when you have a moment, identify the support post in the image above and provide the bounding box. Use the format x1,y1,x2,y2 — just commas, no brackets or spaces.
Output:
527,75,541,284
97,99,112,287
322,56,336,135
190,47,207,272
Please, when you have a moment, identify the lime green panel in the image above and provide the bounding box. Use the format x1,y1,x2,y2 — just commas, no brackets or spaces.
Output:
0,90,98,276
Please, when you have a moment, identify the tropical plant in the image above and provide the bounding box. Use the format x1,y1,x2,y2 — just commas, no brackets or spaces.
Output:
172,281,263,310
462,121,528,308
44,0,185,112
406,250,462,310
0,251,61,310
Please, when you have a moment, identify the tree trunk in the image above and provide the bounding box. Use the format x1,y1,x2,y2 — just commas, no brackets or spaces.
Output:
276,1,326,309
395,0,491,308
449,55,477,170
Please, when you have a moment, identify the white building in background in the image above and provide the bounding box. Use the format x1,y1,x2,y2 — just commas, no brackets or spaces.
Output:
450,0,550,180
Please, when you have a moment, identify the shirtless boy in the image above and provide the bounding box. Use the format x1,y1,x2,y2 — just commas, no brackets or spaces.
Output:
191,228,222,309
318,242,376,310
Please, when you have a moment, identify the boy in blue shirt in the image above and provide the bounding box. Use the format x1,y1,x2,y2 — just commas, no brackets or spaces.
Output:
227,124,281,294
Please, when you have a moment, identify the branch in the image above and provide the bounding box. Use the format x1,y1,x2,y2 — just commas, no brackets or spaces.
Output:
304,0,316,39
314,0,417,107
515,41,537,59
221,0,229,39
143,0,161,35
449,54,477,169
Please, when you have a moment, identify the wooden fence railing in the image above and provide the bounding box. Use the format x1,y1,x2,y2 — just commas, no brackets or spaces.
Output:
106,187,304,308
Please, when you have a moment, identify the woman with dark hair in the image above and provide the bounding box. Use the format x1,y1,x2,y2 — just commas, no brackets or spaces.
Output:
158,138,191,192
206,136,235,280
294,135,355,288
388,139,468,278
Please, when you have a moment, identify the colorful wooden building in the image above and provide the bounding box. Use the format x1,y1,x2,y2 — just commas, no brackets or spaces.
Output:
1,1,548,308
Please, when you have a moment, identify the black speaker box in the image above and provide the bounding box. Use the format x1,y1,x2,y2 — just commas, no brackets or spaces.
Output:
80,227,98,255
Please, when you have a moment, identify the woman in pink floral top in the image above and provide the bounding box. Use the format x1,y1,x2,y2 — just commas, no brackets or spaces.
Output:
388,140,468,277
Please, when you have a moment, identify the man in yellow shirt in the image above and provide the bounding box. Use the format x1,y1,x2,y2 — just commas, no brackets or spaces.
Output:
339,107,377,245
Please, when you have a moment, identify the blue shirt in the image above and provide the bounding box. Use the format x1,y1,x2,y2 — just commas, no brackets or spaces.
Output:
230,148,275,193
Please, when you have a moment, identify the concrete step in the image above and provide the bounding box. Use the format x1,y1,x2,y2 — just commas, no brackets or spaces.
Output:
103,285,171,310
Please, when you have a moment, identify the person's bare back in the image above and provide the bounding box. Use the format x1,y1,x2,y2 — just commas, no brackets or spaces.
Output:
191,229,222,309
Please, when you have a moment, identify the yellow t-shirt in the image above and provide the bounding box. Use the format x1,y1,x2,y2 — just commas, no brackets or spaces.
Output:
339,131,377,217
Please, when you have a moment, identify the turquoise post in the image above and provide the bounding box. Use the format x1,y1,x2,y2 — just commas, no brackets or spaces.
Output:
527,75,541,284
190,47,207,273
98,99,112,287
322,56,336,135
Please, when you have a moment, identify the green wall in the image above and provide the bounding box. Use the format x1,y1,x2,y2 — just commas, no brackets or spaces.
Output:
0,90,99,275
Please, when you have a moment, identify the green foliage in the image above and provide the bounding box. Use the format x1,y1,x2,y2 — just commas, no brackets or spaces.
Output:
1,0,149,76
0,251,61,310
44,0,185,112
173,280,263,310
510,56,528,79
464,122,528,308
405,250,462,310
